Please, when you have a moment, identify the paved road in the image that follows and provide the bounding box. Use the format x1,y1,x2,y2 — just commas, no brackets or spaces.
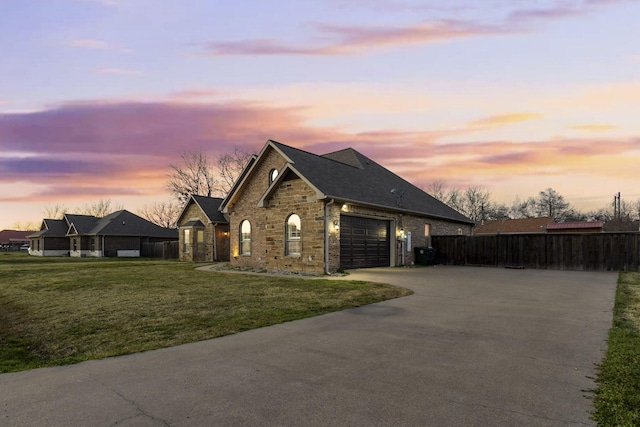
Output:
0,267,616,426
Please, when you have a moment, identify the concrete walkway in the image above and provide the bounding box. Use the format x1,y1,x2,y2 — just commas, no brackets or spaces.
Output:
0,267,616,426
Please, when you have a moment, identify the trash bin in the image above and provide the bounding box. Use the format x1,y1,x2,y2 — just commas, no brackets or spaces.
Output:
414,246,437,266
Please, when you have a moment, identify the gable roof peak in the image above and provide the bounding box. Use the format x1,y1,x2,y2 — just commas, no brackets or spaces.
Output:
225,139,473,224
321,148,365,169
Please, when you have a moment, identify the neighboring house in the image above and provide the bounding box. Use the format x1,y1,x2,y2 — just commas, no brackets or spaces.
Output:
26,219,69,256
220,139,474,274
546,221,604,233
28,210,178,257
177,195,230,262
473,217,552,235
0,230,35,251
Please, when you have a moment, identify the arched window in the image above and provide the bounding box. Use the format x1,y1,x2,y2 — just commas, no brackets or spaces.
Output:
286,214,301,256
240,220,251,255
269,168,279,184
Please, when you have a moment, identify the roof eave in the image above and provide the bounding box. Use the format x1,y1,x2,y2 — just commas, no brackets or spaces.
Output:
328,196,475,225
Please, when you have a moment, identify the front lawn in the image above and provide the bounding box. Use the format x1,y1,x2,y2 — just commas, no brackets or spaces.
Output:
592,271,640,425
0,253,410,373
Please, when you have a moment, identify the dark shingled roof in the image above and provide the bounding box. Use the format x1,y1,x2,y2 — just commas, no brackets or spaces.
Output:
270,141,473,224
191,195,228,223
183,219,205,227
29,212,177,239
87,210,178,238
27,219,68,238
65,214,100,234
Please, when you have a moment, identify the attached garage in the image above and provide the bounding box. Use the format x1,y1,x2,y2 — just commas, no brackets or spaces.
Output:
340,215,391,269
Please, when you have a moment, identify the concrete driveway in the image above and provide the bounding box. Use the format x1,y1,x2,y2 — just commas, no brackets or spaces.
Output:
0,267,616,426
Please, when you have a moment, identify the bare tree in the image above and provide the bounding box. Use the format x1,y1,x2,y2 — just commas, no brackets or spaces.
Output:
10,220,38,231
535,188,570,221
425,179,448,203
77,199,123,217
509,196,537,219
426,181,495,222
137,201,182,228
166,147,253,202
217,147,253,196
460,186,491,222
167,151,217,203
484,202,510,220
43,203,68,219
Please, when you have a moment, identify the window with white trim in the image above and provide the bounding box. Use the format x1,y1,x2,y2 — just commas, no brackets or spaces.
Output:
286,214,301,256
183,229,190,253
240,220,251,255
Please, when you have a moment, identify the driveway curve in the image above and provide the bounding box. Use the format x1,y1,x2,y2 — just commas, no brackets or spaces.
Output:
0,267,616,426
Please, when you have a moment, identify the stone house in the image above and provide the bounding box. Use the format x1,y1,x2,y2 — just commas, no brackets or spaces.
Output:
177,195,230,262
28,210,177,257
219,140,474,274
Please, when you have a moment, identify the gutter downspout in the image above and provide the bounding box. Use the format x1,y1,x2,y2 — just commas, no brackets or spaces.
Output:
324,199,335,275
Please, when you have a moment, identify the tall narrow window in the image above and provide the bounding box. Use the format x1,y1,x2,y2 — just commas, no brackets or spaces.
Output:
286,214,301,256
240,220,251,255
424,223,431,236
183,229,190,253
196,229,205,254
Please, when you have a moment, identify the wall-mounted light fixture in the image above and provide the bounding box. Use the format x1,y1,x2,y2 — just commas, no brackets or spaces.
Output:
333,220,340,231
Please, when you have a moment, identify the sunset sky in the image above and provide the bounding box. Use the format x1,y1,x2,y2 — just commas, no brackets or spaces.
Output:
1,0,639,229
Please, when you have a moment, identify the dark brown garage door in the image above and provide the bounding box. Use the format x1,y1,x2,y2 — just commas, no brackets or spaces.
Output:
340,216,390,269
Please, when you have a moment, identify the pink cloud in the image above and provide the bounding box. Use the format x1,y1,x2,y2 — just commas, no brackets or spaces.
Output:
468,113,542,128
203,19,506,56
201,1,621,57
1,99,638,207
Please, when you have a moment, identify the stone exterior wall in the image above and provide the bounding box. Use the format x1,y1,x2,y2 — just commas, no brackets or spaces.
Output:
228,147,287,270
178,202,230,262
263,178,325,273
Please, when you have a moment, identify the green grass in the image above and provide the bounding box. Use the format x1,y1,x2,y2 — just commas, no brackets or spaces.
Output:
592,271,640,426
0,253,411,373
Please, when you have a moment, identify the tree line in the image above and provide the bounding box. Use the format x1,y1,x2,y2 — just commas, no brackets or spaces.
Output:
426,180,640,225
13,147,637,231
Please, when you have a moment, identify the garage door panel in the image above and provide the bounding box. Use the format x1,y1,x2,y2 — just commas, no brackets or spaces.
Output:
340,215,391,269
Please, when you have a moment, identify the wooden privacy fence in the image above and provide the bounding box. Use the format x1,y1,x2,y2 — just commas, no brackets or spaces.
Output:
141,241,179,260
431,233,640,271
